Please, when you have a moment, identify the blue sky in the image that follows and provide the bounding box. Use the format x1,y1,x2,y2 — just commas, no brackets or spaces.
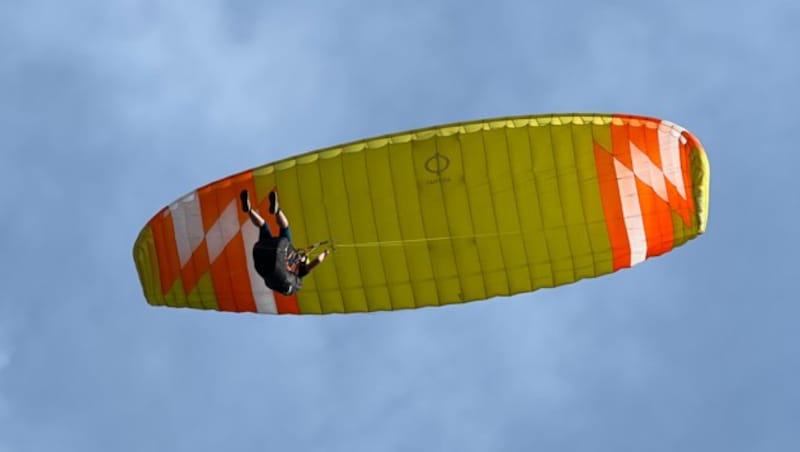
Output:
2,1,799,451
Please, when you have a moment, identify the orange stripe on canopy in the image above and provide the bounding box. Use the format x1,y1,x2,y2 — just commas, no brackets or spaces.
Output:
594,143,630,271
149,209,181,295
275,292,300,314
224,174,258,312
197,184,238,311
631,121,674,258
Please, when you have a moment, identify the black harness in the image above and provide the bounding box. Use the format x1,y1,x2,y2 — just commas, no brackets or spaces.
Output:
252,237,303,295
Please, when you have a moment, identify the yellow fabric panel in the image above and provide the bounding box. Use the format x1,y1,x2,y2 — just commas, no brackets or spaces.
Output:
551,121,592,280
483,127,531,295
412,136,461,305
186,272,217,311
460,130,507,297
342,149,392,310
364,142,415,310
527,122,574,286
436,133,484,303
253,166,277,204
294,155,328,314
671,210,691,248
572,120,614,275
163,278,185,308
387,140,439,309
692,144,711,234
133,225,163,306
319,153,369,312
505,124,554,289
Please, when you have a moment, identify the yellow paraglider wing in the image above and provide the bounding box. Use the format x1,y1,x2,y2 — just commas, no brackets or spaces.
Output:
133,113,710,314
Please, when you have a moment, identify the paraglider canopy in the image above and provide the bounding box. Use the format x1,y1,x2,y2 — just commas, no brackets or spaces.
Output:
133,113,710,314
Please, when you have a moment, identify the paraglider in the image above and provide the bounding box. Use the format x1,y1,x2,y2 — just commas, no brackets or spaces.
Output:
240,188,331,295
132,113,710,314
